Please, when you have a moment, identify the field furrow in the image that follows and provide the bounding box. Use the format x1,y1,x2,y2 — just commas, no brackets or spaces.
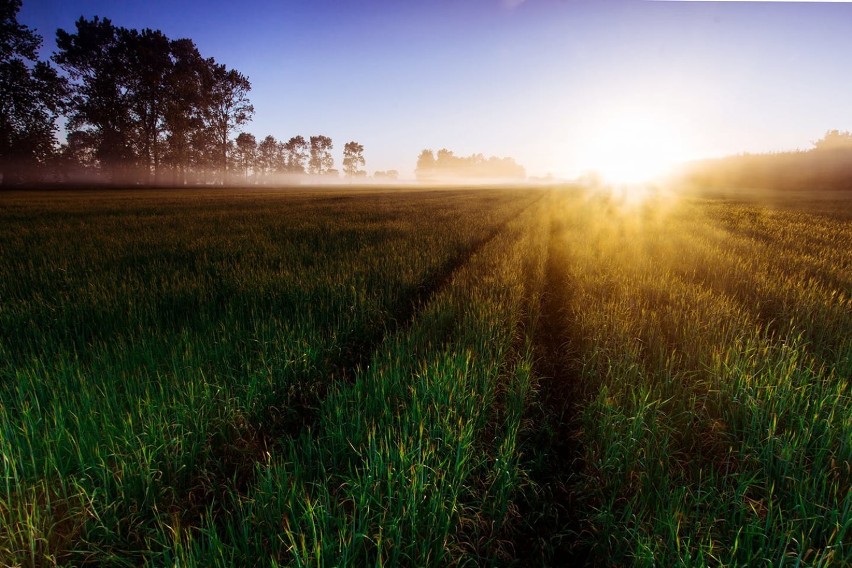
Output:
1,186,849,567
0,188,539,565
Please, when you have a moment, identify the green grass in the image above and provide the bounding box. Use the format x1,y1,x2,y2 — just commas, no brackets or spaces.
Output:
547,191,850,565
0,186,849,566
0,187,541,564
171,192,549,566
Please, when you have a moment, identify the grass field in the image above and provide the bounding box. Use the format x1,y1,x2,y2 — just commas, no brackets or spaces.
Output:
0,186,849,566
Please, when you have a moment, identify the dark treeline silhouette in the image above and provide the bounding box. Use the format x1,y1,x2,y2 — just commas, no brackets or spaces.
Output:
0,0,67,185
228,134,370,183
0,0,256,186
682,130,852,192
4,0,524,187
53,17,255,186
0,1,373,187
415,149,525,181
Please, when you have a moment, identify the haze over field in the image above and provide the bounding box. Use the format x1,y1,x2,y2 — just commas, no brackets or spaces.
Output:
14,0,852,181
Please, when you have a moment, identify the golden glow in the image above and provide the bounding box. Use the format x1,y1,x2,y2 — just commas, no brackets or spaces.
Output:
579,110,689,184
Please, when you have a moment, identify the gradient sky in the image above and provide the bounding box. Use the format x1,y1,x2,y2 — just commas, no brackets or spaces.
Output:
18,0,852,178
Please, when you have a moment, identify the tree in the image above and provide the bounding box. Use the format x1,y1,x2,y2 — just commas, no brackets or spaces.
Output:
342,141,365,177
435,148,456,171
282,135,308,174
163,38,207,185
0,0,67,184
415,149,436,181
256,134,278,181
415,148,525,181
374,170,398,180
201,62,254,184
234,132,256,181
813,130,852,151
121,27,172,183
308,135,333,175
55,16,135,182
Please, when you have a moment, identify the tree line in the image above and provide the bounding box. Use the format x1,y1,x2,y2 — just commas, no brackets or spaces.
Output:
230,135,375,183
415,148,525,181
1,0,376,186
682,130,852,192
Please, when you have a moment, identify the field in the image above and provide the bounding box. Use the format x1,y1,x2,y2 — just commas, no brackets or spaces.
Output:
0,186,849,566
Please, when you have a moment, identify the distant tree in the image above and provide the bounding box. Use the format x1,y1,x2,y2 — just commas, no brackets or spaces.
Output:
282,135,308,173
435,148,456,171
308,135,333,175
202,62,254,184
0,0,67,185
415,147,524,181
374,170,399,180
234,132,256,181
256,134,277,181
415,149,436,180
813,130,852,151
342,141,365,177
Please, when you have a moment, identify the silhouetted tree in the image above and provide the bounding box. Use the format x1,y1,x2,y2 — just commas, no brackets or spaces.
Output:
121,27,172,183
163,38,207,185
55,129,97,178
435,148,458,174
308,135,333,175
234,131,256,181
0,0,67,185
202,63,254,184
55,17,136,182
256,134,278,181
342,141,365,177
683,138,852,192
282,135,308,174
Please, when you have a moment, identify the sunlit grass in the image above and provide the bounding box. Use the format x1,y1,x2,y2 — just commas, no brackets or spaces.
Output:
548,191,850,565
0,186,849,566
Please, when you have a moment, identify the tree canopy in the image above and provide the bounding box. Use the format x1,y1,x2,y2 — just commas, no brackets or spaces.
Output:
415,148,525,181
0,0,67,184
342,141,365,177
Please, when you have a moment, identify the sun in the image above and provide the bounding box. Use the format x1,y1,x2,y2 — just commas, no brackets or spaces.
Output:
579,110,688,184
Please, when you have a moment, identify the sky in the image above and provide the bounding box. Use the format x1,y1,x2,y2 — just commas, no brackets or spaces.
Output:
18,0,852,179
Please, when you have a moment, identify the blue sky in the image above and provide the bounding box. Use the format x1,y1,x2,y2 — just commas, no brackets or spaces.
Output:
19,0,852,178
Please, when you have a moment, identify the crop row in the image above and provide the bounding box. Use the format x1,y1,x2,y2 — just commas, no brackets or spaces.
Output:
0,188,540,565
548,191,850,565
165,192,551,565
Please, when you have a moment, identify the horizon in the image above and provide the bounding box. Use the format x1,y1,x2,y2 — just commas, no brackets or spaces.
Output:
17,0,852,180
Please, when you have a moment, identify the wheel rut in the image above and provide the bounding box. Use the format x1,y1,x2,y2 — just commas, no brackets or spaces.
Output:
512,220,591,565
177,194,547,530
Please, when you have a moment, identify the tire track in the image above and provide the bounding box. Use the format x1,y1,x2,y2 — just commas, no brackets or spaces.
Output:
178,192,547,528
512,217,591,565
